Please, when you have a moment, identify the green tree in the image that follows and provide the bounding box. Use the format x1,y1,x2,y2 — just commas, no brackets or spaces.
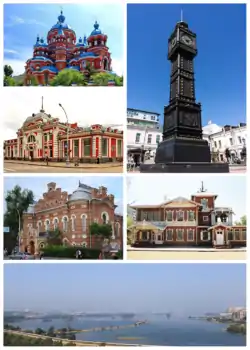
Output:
89,222,112,238
50,69,87,86
91,72,112,86
4,64,13,77
4,75,16,86
4,185,34,245
35,327,46,335
235,215,246,226
127,215,134,228
47,326,56,337
85,62,97,82
47,228,63,246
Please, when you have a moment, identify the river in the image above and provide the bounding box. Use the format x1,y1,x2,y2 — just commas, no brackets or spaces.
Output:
8,316,246,346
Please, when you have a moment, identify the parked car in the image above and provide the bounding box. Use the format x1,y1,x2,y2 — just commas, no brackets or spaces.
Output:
8,252,35,260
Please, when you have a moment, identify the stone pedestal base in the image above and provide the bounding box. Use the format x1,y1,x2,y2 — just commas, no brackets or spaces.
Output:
140,162,229,173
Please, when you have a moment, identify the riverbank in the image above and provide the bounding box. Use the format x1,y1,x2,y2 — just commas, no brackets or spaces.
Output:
227,323,246,335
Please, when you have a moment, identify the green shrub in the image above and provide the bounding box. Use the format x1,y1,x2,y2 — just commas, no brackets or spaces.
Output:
42,245,101,259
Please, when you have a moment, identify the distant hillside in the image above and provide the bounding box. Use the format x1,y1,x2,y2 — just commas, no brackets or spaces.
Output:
13,73,25,84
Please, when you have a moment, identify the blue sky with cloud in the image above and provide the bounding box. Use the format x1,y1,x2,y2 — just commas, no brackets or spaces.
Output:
4,176,124,215
4,3,124,76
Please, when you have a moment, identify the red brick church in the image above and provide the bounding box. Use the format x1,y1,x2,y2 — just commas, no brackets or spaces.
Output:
20,181,123,254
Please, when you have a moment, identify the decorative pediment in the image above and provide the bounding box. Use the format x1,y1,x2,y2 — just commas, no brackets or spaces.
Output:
162,196,200,208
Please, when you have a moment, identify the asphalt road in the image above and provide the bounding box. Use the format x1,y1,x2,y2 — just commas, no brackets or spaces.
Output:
4,163,123,173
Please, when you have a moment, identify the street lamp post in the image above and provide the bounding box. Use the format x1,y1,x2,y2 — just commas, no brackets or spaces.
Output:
59,103,70,167
16,209,21,251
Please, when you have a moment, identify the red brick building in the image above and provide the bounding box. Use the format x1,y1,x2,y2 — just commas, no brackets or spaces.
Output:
129,184,246,248
20,181,123,254
4,100,123,162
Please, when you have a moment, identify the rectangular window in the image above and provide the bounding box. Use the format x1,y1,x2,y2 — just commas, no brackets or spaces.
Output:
135,133,141,143
218,140,222,148
234,229,240,240
156,135,161,144
176,229,184,240
201,198,208,210
44,134,48,141
214,141,217,148
228,230,234,240
187,230,194,241
177,211,184,221
102,138,108,157
117,139,122,156
166,211,173,221
188,211,195,221
238,136,242,144
242,230,246,240
203,216,209,222
73,139,79,157
202,231,209,240
49,133,53,140
147,134,152,144
83,138,91,156
166,230,173,240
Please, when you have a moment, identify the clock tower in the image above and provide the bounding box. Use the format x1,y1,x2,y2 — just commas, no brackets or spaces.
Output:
140,19,229,173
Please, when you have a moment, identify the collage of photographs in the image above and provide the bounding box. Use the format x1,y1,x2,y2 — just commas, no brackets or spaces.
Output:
1,0,247,348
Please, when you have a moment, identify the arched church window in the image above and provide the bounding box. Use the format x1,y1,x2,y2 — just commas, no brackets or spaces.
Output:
63,217,68,232
54,218,59,230
45,220,50,232
82,215,87,233
71,216,76,231
27,135,36,143
102,213,107,224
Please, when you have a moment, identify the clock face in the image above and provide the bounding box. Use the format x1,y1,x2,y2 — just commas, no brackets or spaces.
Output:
182,35,193,46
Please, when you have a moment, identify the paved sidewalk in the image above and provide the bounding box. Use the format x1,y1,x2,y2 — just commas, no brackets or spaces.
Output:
128,247,246,252
5,160,122,169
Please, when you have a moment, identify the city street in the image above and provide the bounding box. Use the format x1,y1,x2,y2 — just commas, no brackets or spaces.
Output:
4,161,123,173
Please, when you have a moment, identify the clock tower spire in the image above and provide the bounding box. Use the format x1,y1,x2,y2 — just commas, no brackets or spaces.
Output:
140,17,229,173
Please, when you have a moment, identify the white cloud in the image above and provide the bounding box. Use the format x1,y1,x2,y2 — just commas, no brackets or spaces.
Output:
6,15,46,27
4,49,18,54
3,88,126,140
111,58,123,76
127,175,246,222
4,58,26,75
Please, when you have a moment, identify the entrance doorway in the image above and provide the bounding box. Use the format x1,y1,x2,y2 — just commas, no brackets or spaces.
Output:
111,138,116,158
29,150,34,159
216,231,224,245
29,241,35,255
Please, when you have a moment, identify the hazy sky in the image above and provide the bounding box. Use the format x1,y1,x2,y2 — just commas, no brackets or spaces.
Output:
4,176,123,215
4,263,246,314
127,175,246,222
3,88,125,140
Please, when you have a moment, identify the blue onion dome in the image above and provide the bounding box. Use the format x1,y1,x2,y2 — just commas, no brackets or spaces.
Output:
58,10,65,23
90,21,103,35
50,10,73,30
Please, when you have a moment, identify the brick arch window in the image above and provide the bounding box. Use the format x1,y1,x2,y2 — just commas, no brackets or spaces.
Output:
101,212,109,224
37,221,42,233
53,217,59,230
71,215,76,231
115,222,120,237
81,214,87,233
62,216,68,232
44,219,50,232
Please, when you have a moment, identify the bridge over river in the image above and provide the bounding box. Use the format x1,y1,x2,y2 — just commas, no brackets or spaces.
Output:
4,329,146,346
55,321,147,334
